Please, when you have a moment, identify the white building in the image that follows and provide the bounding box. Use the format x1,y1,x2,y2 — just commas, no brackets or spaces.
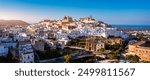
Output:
17,41,34,63
58,37,70,45
101,28,129,38
14,32,29,41
67,26,129,39
0,45,8,57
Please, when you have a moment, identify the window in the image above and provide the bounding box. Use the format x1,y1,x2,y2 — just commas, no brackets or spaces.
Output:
146,51,148,53
28,56,30,59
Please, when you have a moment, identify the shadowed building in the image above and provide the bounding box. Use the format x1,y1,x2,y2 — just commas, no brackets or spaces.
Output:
85,36,105,51
17,40,34,63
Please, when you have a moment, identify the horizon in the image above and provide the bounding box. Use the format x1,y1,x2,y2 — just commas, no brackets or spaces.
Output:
1,18,150,26
0,0,150,25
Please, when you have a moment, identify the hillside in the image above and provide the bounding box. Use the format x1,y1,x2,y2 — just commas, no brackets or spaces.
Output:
0,20,29,26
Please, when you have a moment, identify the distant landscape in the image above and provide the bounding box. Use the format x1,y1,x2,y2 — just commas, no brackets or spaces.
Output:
112,25,150,31
0,20,29,26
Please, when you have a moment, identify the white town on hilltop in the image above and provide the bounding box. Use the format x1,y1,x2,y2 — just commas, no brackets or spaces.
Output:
0,16,150,63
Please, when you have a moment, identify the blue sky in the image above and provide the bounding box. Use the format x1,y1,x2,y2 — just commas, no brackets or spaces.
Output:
0,0,150,24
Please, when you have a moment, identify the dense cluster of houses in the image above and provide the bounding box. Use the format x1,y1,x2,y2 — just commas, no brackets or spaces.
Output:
0,16,129,63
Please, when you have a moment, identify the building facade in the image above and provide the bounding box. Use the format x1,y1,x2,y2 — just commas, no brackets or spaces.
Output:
128,41,150,61
80,16,95,23
85,37,105,51
17,41,34,63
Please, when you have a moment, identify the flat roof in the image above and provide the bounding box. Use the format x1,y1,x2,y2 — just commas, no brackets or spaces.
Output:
131,41,145,46
130,41,150,49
